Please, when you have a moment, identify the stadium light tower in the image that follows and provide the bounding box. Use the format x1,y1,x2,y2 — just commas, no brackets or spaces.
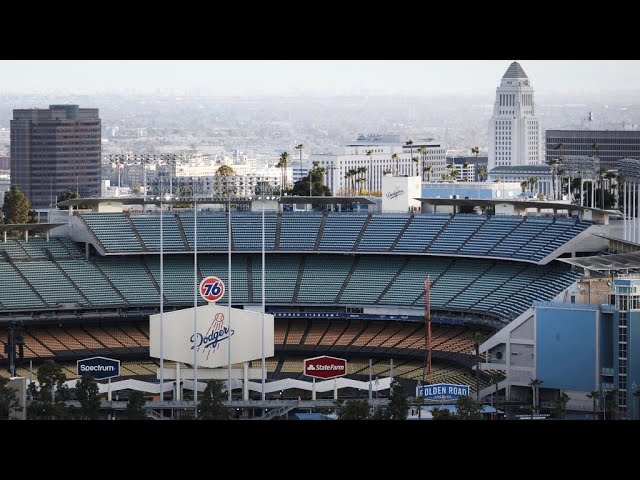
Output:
257,179,269,402
159,190,170,405
192,176,199,417
227,175,233,402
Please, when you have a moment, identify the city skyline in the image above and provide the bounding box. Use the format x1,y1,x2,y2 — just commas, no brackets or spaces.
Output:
0,60,639,96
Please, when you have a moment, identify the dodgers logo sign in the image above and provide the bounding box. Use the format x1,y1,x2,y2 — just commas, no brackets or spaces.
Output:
385,188,405,199
200,276,225,303
77,356,121,380
416,383,470,400
190,311,235,361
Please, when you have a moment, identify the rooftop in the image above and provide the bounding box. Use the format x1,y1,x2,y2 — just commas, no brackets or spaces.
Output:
502,61,528,79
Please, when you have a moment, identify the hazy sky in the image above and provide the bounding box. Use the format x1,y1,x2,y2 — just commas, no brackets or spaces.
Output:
1,60,639,96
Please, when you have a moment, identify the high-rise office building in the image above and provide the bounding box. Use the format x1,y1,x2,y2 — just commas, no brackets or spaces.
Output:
488,62,541,170
10,105,101,209
545,130,640,171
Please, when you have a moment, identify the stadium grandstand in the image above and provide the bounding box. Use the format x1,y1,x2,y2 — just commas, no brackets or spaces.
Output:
0,197,609,400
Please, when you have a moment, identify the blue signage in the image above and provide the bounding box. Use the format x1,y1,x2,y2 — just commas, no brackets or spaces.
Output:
416,383,470,400
77,356,121,380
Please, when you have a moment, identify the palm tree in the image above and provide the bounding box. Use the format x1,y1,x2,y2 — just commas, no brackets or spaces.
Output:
279,151,289,194
310,162,326,197
406,139,413,176
478,167,487,182
528,378,543,416
587,390,600,420
554,143,565,198
471,146,480,181
605,171,618,209
412,157,419,177
607,388,619,420
419,146,428,181
450,169,460,181
423,165,433,182
555,392,570,420
472,331,483,400
295,143,303,187
356,166,367,194
344,170,354,196
596,167,607,209
347,168,358,194
366,149,374,194
490,371,506,412
462,162,470,182
520,181,528,194
547,158,558,200
391,153,399,175
528,176,538,194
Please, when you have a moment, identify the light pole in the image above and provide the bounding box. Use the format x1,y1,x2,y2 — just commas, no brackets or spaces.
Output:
192,177,198,417
159,189,170,405
227,176,233,402
262,184,266,402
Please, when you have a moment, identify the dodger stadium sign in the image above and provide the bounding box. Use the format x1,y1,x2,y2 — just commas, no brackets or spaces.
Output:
149,303,274,368
416,383,470,400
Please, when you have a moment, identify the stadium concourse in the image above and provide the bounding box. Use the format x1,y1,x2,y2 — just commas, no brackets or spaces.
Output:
0,197,603,404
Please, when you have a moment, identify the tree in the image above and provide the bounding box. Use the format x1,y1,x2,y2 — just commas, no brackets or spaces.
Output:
490,371,506,410
587,390,600,420
0,377,20,419
520,181,528,194
356,166,367,194
471,146,480,181
406,139,413,176
456,395,483,420
528,378,543,416
27,361,69,420
431,407,456,420
419,146,428,181
276,151,289,196
478,167,487,182
472,331,483,400
295,144,304,187
606,388,619,420
391,153,399,175
198,379,230,420
423,165,433,182
75,375,101,420
547,158,558,200
554,392,570,420
127,390,147,420
412,157,419,177
338,399,371,420
528,176,538,193
57,189,80,210
415,394,424,420
366,149,374,192
386,380,408,420
3,185,31,225
215,165,234,197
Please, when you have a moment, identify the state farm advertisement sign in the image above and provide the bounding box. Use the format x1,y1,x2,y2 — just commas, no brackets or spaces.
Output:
304,355,347,380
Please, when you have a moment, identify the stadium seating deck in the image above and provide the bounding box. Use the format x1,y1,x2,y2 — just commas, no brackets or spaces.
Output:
76,211,592,264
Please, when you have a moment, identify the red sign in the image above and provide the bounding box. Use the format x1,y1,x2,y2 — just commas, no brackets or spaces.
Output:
304,355,348,380
199,276,225,303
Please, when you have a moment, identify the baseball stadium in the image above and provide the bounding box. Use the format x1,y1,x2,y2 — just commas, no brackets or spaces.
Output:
1,194,607,416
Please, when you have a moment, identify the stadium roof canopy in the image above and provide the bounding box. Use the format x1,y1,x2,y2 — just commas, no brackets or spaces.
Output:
56,197,253,208
0,223,65,233
278,196,374,205
417,197,620,224
558,252,640,271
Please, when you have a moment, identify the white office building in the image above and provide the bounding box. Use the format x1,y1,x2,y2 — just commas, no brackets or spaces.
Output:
488,62,541,170
311,134,447,195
